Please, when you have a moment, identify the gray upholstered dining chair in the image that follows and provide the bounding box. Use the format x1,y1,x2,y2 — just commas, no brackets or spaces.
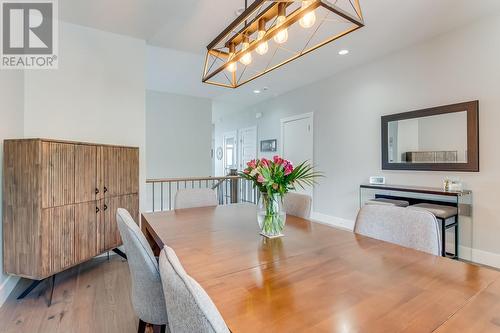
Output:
284,192,312,219
354,205,441,256
159,245,230,333
174,188,218,210
116,208,170,333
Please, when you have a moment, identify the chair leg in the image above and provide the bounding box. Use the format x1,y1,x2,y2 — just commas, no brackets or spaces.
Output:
454,215,459,259
440,218,446,257
137,319,147,333
151,324,166,333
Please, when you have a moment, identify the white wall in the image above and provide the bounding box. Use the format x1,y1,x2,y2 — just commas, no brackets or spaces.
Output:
23,22,147,210
214,14,500,265
0,71,24,306
146,46,222,99
146,90,212,178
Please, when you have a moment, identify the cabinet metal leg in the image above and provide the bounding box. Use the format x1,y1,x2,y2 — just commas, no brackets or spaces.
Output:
48,275,56,307
17,279,44,300
113,248,127,260
17,274,56,307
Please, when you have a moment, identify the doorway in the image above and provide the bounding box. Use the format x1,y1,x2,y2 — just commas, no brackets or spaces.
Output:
281,113,314,196
223,131,237,175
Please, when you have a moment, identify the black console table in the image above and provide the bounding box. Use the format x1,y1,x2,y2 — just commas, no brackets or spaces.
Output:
360,184,471,198
359,184,473,260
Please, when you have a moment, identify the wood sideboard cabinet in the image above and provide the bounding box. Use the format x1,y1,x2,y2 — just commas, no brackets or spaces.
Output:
2,139,139,281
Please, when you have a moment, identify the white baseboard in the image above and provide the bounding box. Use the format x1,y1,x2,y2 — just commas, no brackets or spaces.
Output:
310,211,500,270
0,275,19,308
310,211,355,231
459,246,500,269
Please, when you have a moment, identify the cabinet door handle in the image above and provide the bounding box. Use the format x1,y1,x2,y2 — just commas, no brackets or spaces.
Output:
103,204,108,211
95,188,100,195
96,207,100,214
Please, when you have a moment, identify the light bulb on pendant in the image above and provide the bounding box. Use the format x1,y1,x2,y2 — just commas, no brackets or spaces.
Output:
227,62,237,73
227,43,237,73
240,34,252,65
274,3,288,44
299,0,316,28
256,19,268,56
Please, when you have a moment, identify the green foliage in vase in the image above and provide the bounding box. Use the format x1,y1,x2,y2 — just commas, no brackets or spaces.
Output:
239,156,323,199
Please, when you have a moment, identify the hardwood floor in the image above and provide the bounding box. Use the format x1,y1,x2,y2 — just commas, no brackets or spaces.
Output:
0,255,138,333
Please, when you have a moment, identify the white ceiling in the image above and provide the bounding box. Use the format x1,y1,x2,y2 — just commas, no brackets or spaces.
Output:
60,0,500,108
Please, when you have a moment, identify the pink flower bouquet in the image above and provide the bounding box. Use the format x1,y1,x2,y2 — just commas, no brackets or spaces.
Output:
240,156,321,237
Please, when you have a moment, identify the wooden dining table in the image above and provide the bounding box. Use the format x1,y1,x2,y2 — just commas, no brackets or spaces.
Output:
141,204,500,333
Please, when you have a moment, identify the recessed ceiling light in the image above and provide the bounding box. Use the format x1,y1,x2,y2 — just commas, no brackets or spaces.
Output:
253,90,261,94
338,49,349,55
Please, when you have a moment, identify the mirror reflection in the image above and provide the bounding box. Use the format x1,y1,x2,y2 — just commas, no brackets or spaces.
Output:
387,111,468,164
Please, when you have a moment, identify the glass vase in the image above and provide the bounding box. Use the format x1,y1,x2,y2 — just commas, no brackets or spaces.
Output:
257,193,286,238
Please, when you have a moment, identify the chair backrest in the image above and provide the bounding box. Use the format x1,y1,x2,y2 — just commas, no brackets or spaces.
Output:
116,208,168,325
159,246,230,333
284,192,312,219
174,188,218,210
354,205,441,256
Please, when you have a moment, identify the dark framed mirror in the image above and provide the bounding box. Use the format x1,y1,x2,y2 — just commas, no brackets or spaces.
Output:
382,101,479,172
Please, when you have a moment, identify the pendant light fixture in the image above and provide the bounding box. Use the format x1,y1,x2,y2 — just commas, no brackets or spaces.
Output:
255,19,269,55
226,43,237,73
273,3,289,44
240,34,253,65
299,0,316,28
202,0,364,88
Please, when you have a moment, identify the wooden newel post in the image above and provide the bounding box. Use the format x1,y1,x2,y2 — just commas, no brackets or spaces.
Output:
229,169,239,203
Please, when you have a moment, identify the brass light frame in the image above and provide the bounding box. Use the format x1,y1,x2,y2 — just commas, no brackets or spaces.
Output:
202,0,364,88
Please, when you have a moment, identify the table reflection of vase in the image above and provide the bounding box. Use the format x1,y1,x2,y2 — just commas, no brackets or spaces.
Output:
254,237,296,322
258,236,285,263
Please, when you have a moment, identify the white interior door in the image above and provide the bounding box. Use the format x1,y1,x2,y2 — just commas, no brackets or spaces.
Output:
281,113,314,196
238,126,257,170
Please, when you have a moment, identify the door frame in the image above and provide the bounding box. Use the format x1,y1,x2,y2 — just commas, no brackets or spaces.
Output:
280,112,314,163
280,112,315,200
238,126,258,170
222,131,238,175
